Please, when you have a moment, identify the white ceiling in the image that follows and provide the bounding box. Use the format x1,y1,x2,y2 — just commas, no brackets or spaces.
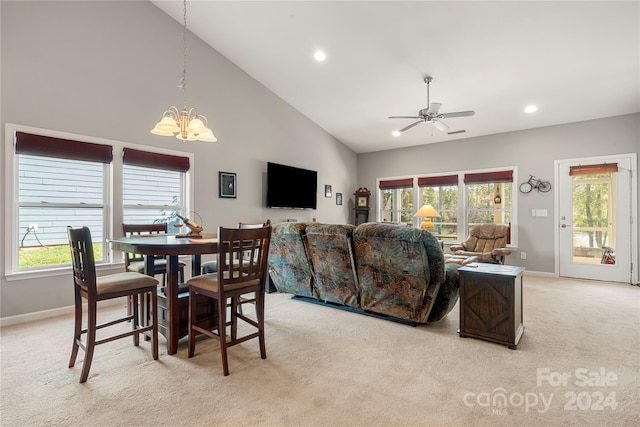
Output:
151,1,640,154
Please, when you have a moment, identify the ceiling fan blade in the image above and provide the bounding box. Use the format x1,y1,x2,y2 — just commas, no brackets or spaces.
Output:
389,116,421,120
399,121,423,133
431,120,449,132
426,103,442,115
440,110,475,119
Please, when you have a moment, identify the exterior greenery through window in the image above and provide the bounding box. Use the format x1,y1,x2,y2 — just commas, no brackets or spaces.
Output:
421,185,458,241
380,178,414,224
378,169,515,244
572,172,614,250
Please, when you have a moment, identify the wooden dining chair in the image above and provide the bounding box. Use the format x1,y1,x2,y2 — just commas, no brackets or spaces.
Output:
67,226,159,383
122,223,186,319
122,223,185,285
186,220,272,376
200,221,271,318
200,221,267,274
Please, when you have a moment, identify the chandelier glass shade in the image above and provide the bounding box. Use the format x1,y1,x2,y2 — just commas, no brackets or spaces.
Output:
150,0,217,142
151,106,217,142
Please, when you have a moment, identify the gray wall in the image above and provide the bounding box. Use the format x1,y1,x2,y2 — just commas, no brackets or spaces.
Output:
0,1,357,319
358,113,639,273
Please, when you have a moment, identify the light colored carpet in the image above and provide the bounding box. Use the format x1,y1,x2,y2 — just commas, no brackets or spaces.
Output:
1,276,638,426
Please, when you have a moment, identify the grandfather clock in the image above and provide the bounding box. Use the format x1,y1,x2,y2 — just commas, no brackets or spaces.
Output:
353,187,371,226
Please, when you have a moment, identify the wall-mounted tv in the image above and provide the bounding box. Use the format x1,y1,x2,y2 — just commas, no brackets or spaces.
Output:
267,162,317,209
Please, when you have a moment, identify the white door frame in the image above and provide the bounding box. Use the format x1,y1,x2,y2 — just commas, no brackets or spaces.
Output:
554,153,638,284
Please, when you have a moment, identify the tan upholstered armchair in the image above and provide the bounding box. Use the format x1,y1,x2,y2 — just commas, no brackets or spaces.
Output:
445,224,512,265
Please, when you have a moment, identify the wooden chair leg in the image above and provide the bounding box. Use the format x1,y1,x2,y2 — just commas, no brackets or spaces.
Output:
69,291,82,368
257,291,266,360
150,289,158,360
230,297,238,341
127,295,133,318
188,289,197,358
218,296,230,376
132,294,140,346
80,302,98,383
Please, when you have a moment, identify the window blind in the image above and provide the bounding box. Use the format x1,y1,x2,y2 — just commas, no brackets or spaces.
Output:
418,175,459,187
379,178,414,189
122,148,190,172
569,163,618,176
464,170,513,184
15,131,112,163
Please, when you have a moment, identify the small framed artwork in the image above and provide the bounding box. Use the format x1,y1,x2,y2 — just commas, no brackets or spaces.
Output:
219,172,237,198
325,185,332,198
336,193,343,205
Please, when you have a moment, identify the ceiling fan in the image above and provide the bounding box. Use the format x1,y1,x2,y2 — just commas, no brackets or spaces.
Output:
389,76,475,134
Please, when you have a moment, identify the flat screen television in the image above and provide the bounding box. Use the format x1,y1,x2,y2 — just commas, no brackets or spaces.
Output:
267,162,317,209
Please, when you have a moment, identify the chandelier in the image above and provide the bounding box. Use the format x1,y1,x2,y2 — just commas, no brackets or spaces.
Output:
151,0,217,142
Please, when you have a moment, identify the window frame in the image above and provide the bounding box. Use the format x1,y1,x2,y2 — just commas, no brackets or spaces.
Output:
418,176,459,241
4,123,195,280
18,155,110,267
122,164,185,226
378,177,414,225
377,167,518,246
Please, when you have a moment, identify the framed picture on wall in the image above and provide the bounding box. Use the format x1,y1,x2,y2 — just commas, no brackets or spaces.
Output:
336,193,343,205
325,185,332,198
219,172,237,198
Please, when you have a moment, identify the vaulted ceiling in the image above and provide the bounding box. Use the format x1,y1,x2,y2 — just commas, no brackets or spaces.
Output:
151,1,640,153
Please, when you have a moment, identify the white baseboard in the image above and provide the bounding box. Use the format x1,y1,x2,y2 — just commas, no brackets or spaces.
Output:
523,270,556,278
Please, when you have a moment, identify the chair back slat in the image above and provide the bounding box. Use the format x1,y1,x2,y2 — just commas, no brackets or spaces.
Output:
67,226,97,295
122,223,169,263
218,221,272,288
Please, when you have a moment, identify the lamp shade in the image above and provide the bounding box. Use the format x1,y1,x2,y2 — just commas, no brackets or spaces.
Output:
413,204,440,218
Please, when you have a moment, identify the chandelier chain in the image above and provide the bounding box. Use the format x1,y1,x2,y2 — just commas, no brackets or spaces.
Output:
180,0,188,108
150,0,216,142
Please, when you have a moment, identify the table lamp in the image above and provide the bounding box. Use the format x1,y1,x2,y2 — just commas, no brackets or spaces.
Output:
413,204,440,231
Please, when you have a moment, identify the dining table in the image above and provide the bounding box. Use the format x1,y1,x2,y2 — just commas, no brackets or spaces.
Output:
109,233,218,355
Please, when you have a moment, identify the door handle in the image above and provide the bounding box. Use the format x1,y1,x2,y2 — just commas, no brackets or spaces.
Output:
561,223,571,228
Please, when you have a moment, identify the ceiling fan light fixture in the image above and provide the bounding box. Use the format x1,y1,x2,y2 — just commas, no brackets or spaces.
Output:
388,76,475,135
392,130,401,137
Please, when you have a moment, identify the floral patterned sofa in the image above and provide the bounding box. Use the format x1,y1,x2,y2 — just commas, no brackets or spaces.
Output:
268,222,460,324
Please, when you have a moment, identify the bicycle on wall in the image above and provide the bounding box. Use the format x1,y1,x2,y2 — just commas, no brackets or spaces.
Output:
519,175,552,193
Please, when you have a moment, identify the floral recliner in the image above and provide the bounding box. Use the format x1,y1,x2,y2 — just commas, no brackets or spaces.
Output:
268,222,460,324
267,222,315,298
303,223,359,308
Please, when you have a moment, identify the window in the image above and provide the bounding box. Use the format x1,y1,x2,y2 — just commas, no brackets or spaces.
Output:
380,178,414,224
14,132,112,270
378,168,516,245
122,148,189,226
5,126,193,276
418,175,458,241
569,163,618,257
464,171,513,236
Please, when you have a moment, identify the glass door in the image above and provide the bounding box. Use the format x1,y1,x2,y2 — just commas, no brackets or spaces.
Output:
557,156,634,283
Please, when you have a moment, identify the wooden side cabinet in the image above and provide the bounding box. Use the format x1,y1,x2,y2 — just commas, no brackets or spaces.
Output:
458,263,525,349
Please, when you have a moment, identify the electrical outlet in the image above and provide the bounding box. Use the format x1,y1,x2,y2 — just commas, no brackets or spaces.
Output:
28,223,38,232
520,252,527,260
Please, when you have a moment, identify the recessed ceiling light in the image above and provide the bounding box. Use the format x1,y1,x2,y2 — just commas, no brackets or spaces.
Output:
392,130,401,137
314,50,326,62
525,105,538,113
